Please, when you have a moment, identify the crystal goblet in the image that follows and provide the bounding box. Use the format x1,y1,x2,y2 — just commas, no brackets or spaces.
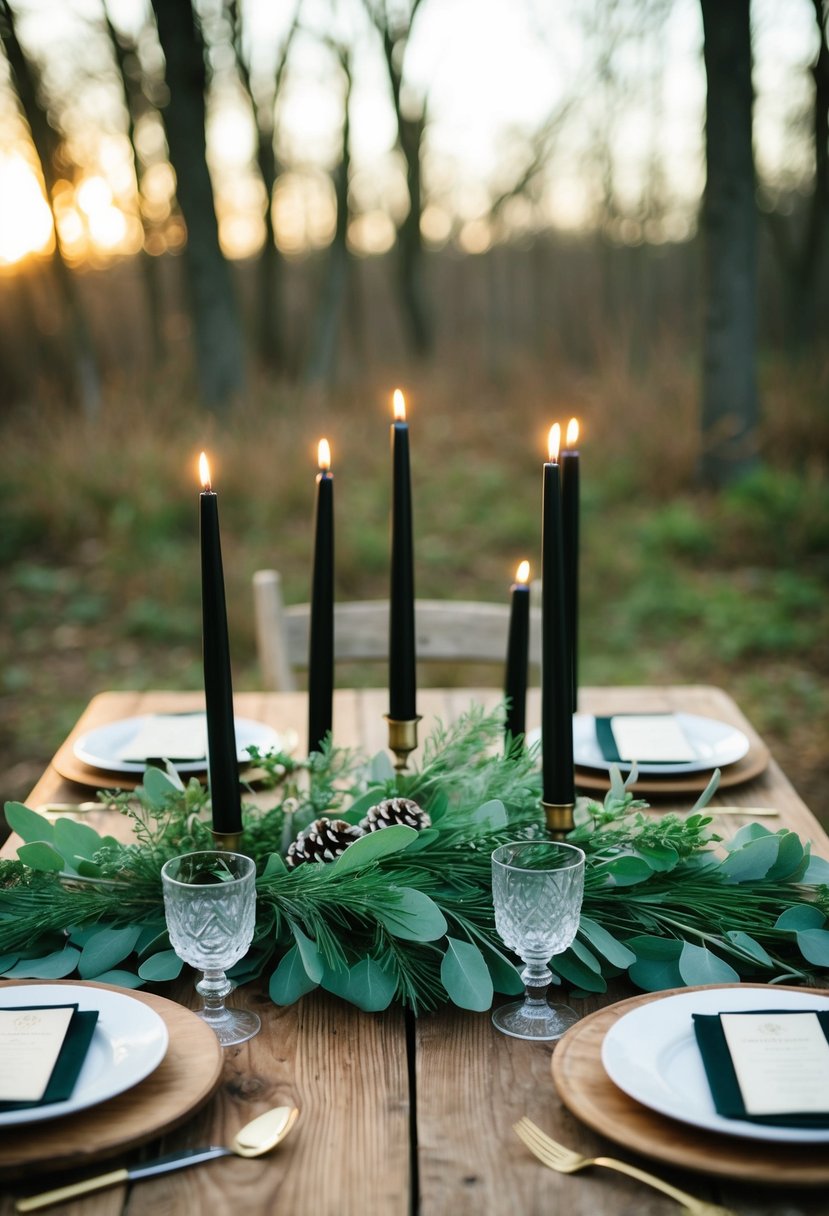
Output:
491,840,585,1041
161,850,261,1047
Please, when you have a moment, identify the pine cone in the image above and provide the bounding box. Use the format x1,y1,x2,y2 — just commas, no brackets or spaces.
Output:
360,797,432,833
286,817,365,867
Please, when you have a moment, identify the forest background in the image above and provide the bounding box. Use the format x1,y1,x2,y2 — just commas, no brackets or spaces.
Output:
1,0,827,829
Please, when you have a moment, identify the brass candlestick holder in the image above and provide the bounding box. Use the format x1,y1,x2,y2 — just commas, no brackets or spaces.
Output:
211,829,244,852
385,715,421,772
542,801,575,837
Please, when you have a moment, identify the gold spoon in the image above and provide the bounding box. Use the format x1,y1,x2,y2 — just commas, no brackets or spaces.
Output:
16,1105,300,1212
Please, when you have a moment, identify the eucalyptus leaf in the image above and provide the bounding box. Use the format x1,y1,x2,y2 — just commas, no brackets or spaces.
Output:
723,930,774,967
289,921,324,982
17,842,65,872
75,859,103,878
678,942,740,986
690,767,720,811
141,766,185,808
136,921,170,956
470,800,508,832
626,935,683,991
53,817,104,860
0,952,19,973
774,905,826,931
579,916,637,968
480,945,523,995
78,925,142,979
802,854,829,883
440,938,493,1011
632,842,679,872
270,946,320,1005
724,822,774,850
4,947,81,979
138,950,184,981
262,852,288,878
320,960,354,1001
347,958,398,1012
568,938,603,974
553,951,607,993
330,825,418,875
765,832,805,882
719,834,780,882
4,801,53,844
370,751,396,783
374,888,448,941
87,969,145,988
400,828,440,854
595,854,654,886
795,929,829,967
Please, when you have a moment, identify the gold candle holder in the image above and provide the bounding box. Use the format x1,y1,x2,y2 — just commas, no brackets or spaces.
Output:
211,829,244,852
542,801,575,837
385,715,421,772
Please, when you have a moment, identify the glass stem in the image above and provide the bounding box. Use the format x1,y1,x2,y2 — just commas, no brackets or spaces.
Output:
521,958,552,1007
196,969,233,1021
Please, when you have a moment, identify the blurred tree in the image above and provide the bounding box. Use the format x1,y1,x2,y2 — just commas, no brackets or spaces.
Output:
104,4,166,365
767,0,829,356
363,0,432,355
304,38,354,384
699,0,760,487
228,0,299,375
150,0,246,408
0,0,101,418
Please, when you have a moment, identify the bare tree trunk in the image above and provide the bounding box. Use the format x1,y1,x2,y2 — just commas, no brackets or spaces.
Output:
104,7,166,365
228,1,298,374
150,0,246,409
699,0,760,487
364,0,432,355
0,0,101,417
305,47,353,384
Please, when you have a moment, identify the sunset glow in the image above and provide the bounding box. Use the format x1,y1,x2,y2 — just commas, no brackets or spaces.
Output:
0,156,52,265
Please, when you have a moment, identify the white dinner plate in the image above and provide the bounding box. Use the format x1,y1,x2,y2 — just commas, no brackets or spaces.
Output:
601,986,829,1143
73,714,283,775
528,712,750,775
0,983,169,1127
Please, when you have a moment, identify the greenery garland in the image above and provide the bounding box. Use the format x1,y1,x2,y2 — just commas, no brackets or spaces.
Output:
1,705,828,1013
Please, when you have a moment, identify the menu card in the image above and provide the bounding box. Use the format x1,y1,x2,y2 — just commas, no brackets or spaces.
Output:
0,1004,98,1111
595,714,697,765
693,1008,829,1127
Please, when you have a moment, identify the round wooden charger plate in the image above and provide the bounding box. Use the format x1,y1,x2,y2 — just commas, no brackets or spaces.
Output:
0,979,224,1179
575,741,769,797
51,748,264,793
552,983,829,1187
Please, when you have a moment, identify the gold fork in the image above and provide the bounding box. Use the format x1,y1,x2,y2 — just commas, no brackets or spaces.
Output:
514,1118,736,1216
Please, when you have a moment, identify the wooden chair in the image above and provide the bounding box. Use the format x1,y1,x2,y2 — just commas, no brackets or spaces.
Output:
252,569,542,691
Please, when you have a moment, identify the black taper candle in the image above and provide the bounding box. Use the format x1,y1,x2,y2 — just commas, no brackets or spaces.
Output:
541,426,575,807
199,453,242,836
561,418,580,714
308,439,334,752
504,560,530,743
389,389,417,721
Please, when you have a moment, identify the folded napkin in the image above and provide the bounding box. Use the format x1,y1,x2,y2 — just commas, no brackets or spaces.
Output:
693,1009,829,1128
595,714,696,766
0,1004,98,1112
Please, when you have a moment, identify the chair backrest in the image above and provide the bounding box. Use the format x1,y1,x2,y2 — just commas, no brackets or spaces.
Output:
253,569,542,691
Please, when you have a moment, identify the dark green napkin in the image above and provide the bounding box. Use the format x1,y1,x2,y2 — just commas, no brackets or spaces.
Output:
595,715,689,766
693,1009,829,1128
0,1004,99,1112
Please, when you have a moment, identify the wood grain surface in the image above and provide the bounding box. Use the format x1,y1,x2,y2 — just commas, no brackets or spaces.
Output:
2,685,828,1216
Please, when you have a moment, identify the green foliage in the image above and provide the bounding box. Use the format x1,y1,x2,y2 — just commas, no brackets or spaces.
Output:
1,704,828,1013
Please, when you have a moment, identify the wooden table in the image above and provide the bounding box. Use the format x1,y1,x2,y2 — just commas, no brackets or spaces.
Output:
2,686,828,1216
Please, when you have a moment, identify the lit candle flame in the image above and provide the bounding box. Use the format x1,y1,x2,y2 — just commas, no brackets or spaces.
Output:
548,423,561,463
318,438,331,471
566,417,579,448
199,451,212,490
393,388,406,421
516,560,530,585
